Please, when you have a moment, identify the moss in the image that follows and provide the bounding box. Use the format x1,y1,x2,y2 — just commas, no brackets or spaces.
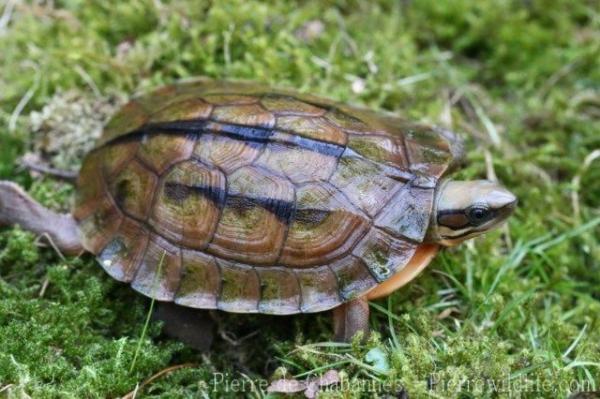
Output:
1,0,599,398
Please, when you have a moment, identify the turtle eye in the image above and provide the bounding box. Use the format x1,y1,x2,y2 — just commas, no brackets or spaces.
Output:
467,205,491,225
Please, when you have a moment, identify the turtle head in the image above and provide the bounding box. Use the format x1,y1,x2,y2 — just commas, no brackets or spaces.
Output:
428,180,517,246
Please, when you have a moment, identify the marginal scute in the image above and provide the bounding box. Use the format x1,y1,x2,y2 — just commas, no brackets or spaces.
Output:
97,217,149,282
280,182,370,267
347,134,406,169
149,98,213,123
101,100,148,146
260,94,326,116
217,260,260,313
150,160,225,249
101,142,140,178
136,133,196,174
404,125,453,177
296,266,340,312
256,267,301,314
109,159,158,220
131,235,182,301
330,256,378,301
202,94,258,105
254,143,337,183
136,84,178,112
74,151,105,221
374,184,434,242
352,228,417,282
276,115,347,146
78,196,123,254
330,152,403,217
174,250,220,309
211,104,275,128
208,166,294,265
324,107,372,134
328,106,393,135
194,134,263,173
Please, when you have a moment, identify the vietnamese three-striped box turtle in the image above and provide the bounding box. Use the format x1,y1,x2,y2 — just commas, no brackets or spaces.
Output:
0,79,516,344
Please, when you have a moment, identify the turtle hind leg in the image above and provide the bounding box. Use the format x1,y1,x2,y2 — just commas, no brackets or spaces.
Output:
0,181,83,255
332,296,370,342
153,302,215,351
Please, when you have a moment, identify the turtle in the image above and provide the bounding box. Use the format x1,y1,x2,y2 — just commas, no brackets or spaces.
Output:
0,79,517,345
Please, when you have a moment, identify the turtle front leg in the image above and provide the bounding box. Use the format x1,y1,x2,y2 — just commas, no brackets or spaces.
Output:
0,181,83,255
332,296,370,342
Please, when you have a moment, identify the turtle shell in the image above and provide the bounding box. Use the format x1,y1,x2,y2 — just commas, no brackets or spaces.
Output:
73,79,463,314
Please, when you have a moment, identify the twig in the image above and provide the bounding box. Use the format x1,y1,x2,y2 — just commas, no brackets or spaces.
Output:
0,384,14,394
0,0,17,34
9,64,39,132
571,150,600,222
121,363,197,399
34,232,67,261
20,157,78,183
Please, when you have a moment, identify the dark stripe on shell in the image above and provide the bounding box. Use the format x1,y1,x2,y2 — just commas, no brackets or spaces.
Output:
163,181,296,224
104,119,345,159
293,209,331,226
226,195,295,224
164,181,227,208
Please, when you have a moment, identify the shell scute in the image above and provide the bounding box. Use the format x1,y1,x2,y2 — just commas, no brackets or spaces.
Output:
130,234,182,301
296,266,340,312
211,103,275,128
101,142,140,177
208,166,294,265
352,229,417,282
330,256,378,301
74,151,105,221
78,195,123,254
253,143,337,184
275,115,347,146
193,134,263,173
136,133,196,175
101,100,148,145
217,260,260,313
256,267,301,314
109,159,158,221
150,160,225,249
404,125,454,176
374,185,434,242
136,84,178,112
329,152,403,217
347,134,406,169
324,107,373,134
260,94,326,116
280,182,370,267
174,250,220,309
201,94,259,105
149,98,213,123
97,217,149,282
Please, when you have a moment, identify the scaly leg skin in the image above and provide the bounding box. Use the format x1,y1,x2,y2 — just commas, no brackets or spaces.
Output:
0,181,83,255
153,302,215,351
332,296,370,342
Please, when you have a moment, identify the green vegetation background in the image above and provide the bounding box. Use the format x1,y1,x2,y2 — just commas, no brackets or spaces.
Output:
0,1,598,398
